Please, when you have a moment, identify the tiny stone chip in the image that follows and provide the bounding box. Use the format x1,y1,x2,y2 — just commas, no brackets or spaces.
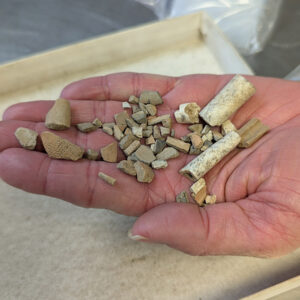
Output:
160,126,170,137
221,120,236,135
85,149,99,160
212,129,223,142
190,134,203,149
102,122,115,129
145,104,157,116
41,131,84,161
156,147,179,160
190,178,207,206
100,142,118,163
132,126,143,138
171,129,175,137
205,194,217,205
131,111,147,124
102,126,113,136
134,161,155,183
132,105,141,113
153,125,162,139
128,95,139,104
162,117,172,128
188,124,203,134
126,117,139,128
114,111,129,131
151,139,166,154
124,128,133,136
166,136,190,153
151,160,168,169
76,122,97,133
113,125,124,141
201,140,213,151
139,102,149,115
139,91,163,105
176,191,189,203
146,135,155,145
98,172,116,186
119,134,137,150
143,126,153,138
92,118,103,128
15,127,38,150
122,102,131,109
117,160,137,176
132,145,156,165
189,145,202,155
124,140,141,156
148,114,171,126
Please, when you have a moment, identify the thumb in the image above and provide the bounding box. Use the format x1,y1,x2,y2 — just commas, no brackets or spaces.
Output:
128,202,278,257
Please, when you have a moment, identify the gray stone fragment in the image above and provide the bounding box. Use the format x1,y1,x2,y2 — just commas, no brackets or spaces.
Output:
85,149,99,160
139,91,163,105
176,191,189,203
139,102,149,115
133,145,156,165
151,139,166,154
124,140,141,156
117,160,137,176
127,154,138,162
131,111,147,124
134,161,155,183
166,136,190,153
153,125,162,139
92,118,103,128
145,104,157,116
132,105,141,113
102,126,113,136
143,126,153,138
148,114,170,126
76,122,97,133
119,134,137,150
128,95,139,104
122,102,131,109
201,140,213,151
126,117,139,128
212,129,223,142
201,125,211,135
156,147,179,160
113,124,124,141
160,126,170,137
132,126,143,138
188,124,203,133
124,128,133,136
189,145,202,155
103,122,116,129
15,127,38,150
162,117,172,128
146,135,155,145
151,160,168,169
171,129,175,137
181,135,191,143
114,111,129,131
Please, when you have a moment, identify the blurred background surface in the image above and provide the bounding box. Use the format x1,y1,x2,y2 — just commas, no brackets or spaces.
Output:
0,0,299,78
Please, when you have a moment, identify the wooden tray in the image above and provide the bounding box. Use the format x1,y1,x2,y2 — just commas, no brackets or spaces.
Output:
1,12,299,300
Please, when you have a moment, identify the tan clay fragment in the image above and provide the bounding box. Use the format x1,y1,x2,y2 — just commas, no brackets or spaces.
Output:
100,142,118,163
98,172,116,186
15,127,38,150
41,131,84,161
45,98,71,130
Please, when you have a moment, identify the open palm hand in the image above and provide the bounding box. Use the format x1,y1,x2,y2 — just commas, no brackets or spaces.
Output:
1,73,300,257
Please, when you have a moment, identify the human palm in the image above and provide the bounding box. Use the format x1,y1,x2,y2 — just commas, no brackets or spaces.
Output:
0,73,300,257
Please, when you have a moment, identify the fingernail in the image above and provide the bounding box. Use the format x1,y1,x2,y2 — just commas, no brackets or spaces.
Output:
128,229,148,241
